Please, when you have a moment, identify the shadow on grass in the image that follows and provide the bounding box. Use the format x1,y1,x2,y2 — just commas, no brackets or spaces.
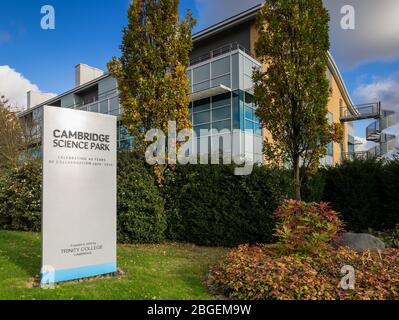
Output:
0,231,41,277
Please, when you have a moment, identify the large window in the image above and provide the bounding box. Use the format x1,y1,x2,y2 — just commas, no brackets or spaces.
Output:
189,55,232,93
190,91,261,136
118,123,134,151
190,93,232,136
241,92,261,136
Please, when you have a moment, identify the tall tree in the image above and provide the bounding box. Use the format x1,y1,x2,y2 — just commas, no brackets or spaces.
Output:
254,0,342,200
108,0,195,159
0,96,26,173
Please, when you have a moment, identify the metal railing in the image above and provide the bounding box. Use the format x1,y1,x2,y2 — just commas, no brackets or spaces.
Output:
366,110,396,142
344,134,396,161
75,94,121,116
366,121,381,142
340,102,381,122
189,42,252,67
344,148,381,160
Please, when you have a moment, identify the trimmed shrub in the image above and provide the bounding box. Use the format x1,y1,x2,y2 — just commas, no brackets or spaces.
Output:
0,154,166,244
117,152,166,244
321,158,399,232
0,159,42,232
164,164,290,247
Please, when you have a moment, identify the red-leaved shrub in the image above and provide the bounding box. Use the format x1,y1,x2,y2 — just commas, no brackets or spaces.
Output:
209,245,399,300
208,200,399,300
274,200,344,253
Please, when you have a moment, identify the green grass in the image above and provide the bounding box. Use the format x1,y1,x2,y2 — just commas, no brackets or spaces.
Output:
0,230,226,300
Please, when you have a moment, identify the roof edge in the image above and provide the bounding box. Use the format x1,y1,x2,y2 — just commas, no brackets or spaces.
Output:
192,4,262,43
327,52,355,111
18,73,111,117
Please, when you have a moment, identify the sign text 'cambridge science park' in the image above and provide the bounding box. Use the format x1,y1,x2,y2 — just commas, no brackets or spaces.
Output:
41,106,117,285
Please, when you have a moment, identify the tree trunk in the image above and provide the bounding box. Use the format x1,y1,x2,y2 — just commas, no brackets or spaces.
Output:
293,156,301,201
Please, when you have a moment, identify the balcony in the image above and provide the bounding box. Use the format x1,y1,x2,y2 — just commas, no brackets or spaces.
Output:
74,94,121,116
340,102,381,122
187,43,261,102
189,43,252,67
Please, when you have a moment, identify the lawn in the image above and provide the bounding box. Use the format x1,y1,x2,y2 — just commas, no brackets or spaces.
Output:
0,230,226,300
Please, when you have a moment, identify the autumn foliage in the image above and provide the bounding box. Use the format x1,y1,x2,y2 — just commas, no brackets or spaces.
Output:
274,200,344,254
209,200,399,300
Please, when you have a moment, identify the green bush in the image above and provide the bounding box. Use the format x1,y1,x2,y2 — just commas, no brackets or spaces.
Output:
0,160,42,232
320,158,399,232
0,154,166,244
164,164,290,247
369,225,399,248
117,152,166,244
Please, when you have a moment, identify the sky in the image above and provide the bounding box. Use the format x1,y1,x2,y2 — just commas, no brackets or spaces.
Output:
1,0,399,145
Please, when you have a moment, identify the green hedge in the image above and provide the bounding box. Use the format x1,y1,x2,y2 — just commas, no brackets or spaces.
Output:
0,159,42,232
5,155,397,244
0,154,166,244
117,152,166,244
304,158,399,232
164,164,290,247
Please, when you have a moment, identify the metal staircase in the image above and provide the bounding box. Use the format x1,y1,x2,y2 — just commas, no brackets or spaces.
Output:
341,103,397,159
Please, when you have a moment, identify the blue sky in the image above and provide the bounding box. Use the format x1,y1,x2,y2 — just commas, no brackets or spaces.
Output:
1,0,399,140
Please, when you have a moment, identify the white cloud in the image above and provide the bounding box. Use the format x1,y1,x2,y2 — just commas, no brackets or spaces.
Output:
193,0,399,70
354,72,399,117
326,0,399,70
354,72,399,146
354,136,377,152
0,65,55,111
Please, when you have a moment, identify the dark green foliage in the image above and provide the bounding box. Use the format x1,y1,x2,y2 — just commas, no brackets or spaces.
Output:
164,164,290,247
0,160,42,232
117,152,166,244
304,158,399,232
0,154,166,244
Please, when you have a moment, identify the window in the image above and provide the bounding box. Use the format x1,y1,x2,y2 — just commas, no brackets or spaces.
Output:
241,91,261,136
194,111,210,125
194,123,211,136
213,119,231,132
193,98,210,113
193,64,210,83
100,100,109,114
211,57,231,88
192,64,210,92
213,106,230,121
212,57,230,78
327,142,334,157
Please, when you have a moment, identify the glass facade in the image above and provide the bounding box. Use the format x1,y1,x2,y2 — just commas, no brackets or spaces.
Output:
188,90,263,161
321,112,334,166
189,91,262,135
187,50,260,94
118,123,134,151
22,49,264,161
347,121,355,160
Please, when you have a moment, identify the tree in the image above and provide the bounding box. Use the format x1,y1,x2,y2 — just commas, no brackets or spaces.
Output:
253,0,342,200
108,0,195,167
0,95,26,173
